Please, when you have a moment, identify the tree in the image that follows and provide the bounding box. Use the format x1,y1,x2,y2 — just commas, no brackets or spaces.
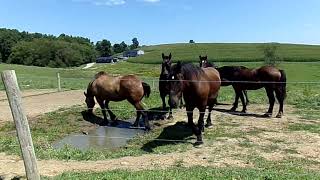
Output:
189,40,195,43
0,28,21,62
130,37,139,50
113,43,122,54
261,43,280,65
95,39,112,57
120,41,128,52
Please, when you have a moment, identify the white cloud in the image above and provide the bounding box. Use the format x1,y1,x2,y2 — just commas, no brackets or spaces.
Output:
72,0,126,6
142,0,160,3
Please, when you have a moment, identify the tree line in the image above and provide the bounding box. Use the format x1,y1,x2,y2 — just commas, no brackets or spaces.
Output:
0,28,139,67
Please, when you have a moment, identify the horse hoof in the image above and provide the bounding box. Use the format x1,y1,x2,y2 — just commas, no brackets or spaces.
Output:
230,107,237,112
194,141,204,147
276,113,283,118
167,115,173,120
145,126,152,131
205,124,213,129
263,113,272,118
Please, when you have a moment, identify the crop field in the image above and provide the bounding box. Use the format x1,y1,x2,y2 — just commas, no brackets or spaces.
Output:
0,49,320,179
131,43,320,64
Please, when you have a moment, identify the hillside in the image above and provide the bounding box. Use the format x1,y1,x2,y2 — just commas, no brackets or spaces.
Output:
129,43,320,64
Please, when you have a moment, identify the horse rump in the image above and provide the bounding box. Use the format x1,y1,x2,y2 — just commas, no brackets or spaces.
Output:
142,82,151,98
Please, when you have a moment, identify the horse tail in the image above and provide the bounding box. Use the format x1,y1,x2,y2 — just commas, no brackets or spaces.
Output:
142,82,151,98
279,69,287,99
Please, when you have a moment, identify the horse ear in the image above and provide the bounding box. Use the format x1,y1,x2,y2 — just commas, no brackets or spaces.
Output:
169,53,172,60
205,55,208,59
199,55,202,59
84,92,87,97
162,53,165,59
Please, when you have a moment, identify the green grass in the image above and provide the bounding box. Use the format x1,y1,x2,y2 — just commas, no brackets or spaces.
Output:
129,43,320,64
46,166,320,180
0,61,319,160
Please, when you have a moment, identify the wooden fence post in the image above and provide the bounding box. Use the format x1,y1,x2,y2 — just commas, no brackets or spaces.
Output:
1,70,40,180
57,72,61,92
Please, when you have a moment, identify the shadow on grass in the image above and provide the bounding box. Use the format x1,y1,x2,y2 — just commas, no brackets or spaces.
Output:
81,111,133,129
147,107,169,121
213,107,268,118
141,121,194,152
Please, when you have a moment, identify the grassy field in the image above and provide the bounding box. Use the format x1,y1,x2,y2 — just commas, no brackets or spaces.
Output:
130,43,320,64
48,166,320,180
1,60,319,178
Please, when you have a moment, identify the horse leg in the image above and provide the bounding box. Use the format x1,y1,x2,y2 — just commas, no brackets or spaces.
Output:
244,90,250,106
179,97,184,109
205,102,214,128
186,106,202,145
231,88,240,111
264,87,275,118
275,88,284,118
133,101,150,131
96,98,109,125
195,107,206,145
160,92,166,109
105,101,118,126
240,91,247,113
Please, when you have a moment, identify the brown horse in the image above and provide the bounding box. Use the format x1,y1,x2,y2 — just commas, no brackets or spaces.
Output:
84,71,151,130
169,62,221,145
159,53,183,119
217,66,287,118
199,55,250,106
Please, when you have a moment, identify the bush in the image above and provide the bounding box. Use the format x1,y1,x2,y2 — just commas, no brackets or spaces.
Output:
261,43,280,65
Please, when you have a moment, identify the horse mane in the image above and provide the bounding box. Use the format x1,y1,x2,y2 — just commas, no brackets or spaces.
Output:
94,71,108,79
85,71,108,97
179,63,205,79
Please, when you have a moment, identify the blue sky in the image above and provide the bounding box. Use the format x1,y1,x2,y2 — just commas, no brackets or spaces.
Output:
0,0,319,45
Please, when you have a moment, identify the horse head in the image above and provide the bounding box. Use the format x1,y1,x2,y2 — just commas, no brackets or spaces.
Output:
161,53,172,77
168,61,184,108
199,55,209,68
84,91,95,113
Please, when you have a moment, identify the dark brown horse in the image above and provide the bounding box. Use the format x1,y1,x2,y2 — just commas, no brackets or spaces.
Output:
84,71,151,130
217,66,287,118
159,53,183,119
199,55,250,106
169,62,221,145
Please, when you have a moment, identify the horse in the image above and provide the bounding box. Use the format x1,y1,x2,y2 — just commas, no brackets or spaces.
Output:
169,62,221,145
217,66,287,118
199,55,250,106
159,53,183,119
84,71,152,130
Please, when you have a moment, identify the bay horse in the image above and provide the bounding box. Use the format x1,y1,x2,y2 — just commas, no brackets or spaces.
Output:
169,62,221,145
84,71,151,130
159,53,183,119
199,55,250,106
217,66,287,118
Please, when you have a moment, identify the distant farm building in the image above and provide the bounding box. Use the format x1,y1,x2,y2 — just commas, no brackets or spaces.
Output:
96,56,114,63
123,50,145,57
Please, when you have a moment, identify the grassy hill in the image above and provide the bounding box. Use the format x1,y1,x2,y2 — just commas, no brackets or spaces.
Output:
129,43,320,64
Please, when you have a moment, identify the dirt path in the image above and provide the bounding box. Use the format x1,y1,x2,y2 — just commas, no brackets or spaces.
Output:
0,104,319,178
0,90,85,124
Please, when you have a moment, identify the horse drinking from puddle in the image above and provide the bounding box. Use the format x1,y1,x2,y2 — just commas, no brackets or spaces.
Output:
169,62,221,145
199,55,250,106
84,71,151,130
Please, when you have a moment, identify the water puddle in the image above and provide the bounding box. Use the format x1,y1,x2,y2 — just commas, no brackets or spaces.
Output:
53,120,145,151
